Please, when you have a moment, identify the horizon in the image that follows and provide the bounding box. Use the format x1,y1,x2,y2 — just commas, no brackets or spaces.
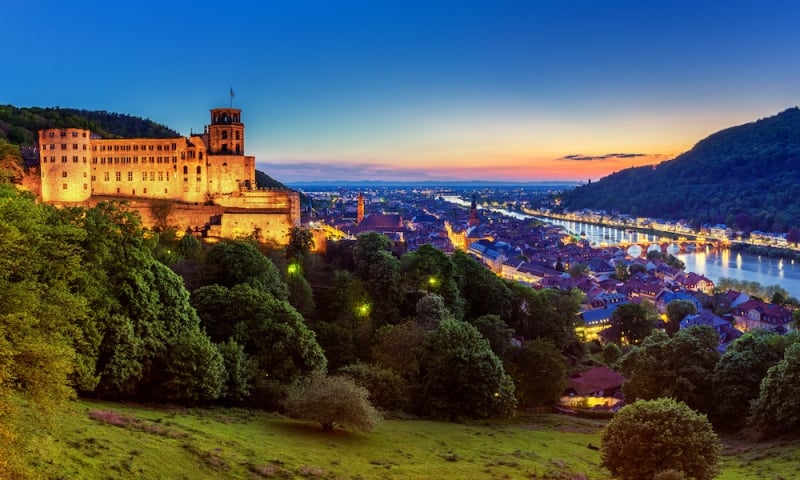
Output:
4,1,800,183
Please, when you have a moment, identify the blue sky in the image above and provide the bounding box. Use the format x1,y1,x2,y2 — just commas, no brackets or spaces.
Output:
3,0,800,182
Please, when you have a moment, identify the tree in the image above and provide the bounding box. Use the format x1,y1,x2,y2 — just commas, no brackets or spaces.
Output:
568,263,589,278
451,250,512,322
202,240,288,300
401,244,464,320
417,319,516,419
602,398,721,480
749,342,800,433
712,329,796,428
472,314,515,357
338,362,408,412
284,372,381,432
285,226,315,264
149,199,174,232
371,321,427,381
609,302,657,345
665,299,697,336
286,267,315,320
415,293,452,330
352,233,402,325
614,262,630,281
217,338,254,403
506,285,582,351
621,327,720,414
161,328,225,403
504,339,567,407
602,342,622,366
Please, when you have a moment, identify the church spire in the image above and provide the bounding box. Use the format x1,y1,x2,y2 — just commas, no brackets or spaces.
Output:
468,193,480,227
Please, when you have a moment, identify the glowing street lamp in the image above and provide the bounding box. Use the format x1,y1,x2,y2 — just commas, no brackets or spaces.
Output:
287,262,300,275
357,303,371,317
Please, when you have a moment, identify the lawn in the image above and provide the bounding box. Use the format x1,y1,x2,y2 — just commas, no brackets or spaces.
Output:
19,400,800,479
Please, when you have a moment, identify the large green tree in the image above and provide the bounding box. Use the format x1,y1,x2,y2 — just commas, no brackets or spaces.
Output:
749,342,800,433
506,285,582,351
602,398,721,480
352,233,403,325
451,250,512,322
504,338,567,407
401,244,464,320
417,319,516,420
609,302,658,345
712,329,796,428
665,299,697,336
621,327,720,414
202,239,288,300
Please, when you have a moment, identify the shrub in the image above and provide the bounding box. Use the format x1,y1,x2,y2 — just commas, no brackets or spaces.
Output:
284,372,381,432
601,398,720,480
338,362,408,412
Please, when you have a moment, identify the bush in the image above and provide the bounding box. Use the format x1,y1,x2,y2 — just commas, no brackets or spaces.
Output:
601,398,720,480
284,372,382,432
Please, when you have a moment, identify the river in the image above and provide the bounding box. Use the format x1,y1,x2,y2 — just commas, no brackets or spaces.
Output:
441,196,800,298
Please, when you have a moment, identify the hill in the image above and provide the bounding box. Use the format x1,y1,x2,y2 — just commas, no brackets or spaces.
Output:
0,105,180,145
560,107,800,233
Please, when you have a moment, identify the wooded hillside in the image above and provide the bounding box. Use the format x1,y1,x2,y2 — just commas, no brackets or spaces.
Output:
560,107,800,232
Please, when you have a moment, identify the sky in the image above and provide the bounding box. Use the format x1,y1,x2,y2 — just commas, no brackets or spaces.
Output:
3,0,800,183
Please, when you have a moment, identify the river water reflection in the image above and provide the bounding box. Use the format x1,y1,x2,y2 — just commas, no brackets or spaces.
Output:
440,196,800,298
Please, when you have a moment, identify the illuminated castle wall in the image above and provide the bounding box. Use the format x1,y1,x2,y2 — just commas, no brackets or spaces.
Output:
38,107,299,244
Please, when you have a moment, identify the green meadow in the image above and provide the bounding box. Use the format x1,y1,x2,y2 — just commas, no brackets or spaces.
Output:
19,400,800,480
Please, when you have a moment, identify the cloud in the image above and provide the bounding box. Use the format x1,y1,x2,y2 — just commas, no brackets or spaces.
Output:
561,152,648,161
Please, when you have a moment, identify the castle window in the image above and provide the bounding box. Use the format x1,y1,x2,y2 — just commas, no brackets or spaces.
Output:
83,172,87,177
196,166,201,175
91,175,96,181
49,132,54,138
83,184,88,189
196,177,201,182
149,145,154,151
158,172,163,181
83,145,87,150
172,143,176,150
142,172,147,181
180,152,185,160
143,188,147,194
114,145,119,151
133,145,138,151
93,158,97,164
128,172,133,181
149,157,154,163
82,132,86,138
157,145,162,151
50,156,55,162
199,152,203,160
61,156,67,163
149,172,155,181
73,144,78,149
73,156,78,162
92,146,97,151
83,157,87,163
62,171,67,177
235,131,240,140
72,131,77,137
184,177,188,182
184,185,189,192
172,156,177,163
100,158,105,164
164,188,168,194
236,144,240,154
62,144,67,149
115,172,121,181
133,157,138,163
62,183,67,189
222,131,228,140
183,166,188,174
60,131,66,137
104,172,109,181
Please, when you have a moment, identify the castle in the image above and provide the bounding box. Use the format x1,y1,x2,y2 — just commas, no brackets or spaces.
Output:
38,107,300,243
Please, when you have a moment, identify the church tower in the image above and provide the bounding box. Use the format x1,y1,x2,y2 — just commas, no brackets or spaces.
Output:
468,193,480,227
357,192,365,224
207,108,244,155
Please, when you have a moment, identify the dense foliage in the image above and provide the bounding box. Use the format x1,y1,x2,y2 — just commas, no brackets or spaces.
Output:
602,398,721,480
0,105,179,144
561,107,800,232
284,372,381,432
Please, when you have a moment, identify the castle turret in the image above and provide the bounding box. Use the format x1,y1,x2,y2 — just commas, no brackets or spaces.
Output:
39,127,92,203
207,108,244,155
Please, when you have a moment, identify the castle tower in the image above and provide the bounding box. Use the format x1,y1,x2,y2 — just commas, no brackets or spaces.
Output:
39,127,92,203
468,193,480,227
207,108,244,155
204,108,255,196
357,192,365,224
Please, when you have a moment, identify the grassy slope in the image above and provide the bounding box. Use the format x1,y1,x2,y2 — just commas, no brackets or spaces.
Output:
20,400,800,480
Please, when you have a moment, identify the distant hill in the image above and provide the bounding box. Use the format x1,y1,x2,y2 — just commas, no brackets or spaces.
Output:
560,107,800,233
255,169,289,189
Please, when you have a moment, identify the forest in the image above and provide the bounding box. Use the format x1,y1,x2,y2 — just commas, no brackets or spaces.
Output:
560,107,800,233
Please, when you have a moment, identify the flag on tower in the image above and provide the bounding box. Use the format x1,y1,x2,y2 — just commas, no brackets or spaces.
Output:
230,86,235,99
